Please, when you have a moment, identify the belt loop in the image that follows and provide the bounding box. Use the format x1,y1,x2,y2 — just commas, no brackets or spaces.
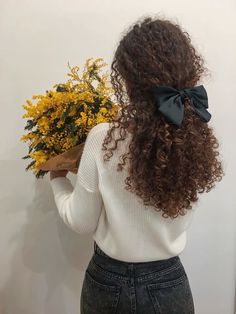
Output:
128,263,135,285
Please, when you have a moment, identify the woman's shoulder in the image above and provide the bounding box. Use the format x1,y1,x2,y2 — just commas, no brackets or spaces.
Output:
86,123,110,142
92,122,110,131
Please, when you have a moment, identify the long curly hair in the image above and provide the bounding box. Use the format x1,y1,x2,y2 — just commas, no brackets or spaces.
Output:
101,15,225,219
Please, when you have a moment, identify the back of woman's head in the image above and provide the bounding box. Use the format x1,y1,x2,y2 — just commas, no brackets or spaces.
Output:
102,15,224,219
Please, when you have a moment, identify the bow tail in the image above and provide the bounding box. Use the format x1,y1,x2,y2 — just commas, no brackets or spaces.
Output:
189,98,212,123
158,98,184,126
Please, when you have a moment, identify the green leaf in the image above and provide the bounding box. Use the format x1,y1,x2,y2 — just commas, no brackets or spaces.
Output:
34,142,46,151
24,120,37,130
61,104,72,121
26,160,36,171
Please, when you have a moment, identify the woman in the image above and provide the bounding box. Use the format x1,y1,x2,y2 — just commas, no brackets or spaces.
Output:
49,15,224,314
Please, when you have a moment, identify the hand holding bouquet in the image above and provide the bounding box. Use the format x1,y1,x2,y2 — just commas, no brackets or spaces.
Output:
20,58,119,178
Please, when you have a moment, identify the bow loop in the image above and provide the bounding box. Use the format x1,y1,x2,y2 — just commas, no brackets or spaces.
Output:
152,85,211,126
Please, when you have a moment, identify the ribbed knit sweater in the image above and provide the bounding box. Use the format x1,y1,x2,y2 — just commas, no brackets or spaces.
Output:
50,122,196,262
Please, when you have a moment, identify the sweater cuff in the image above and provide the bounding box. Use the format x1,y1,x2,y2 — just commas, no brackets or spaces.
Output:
50,176,74,196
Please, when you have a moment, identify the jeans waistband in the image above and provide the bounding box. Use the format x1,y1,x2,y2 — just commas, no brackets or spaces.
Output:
93,241,180,267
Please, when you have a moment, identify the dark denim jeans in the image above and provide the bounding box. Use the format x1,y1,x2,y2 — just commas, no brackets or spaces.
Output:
80,242,195,313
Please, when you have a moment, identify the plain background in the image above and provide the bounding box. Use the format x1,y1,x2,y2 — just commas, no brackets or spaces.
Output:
0,0,235,313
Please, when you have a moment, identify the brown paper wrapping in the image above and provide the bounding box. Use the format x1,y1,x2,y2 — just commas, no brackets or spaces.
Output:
38,142,85,174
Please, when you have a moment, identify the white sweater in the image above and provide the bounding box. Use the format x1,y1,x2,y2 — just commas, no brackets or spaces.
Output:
50,122,196,262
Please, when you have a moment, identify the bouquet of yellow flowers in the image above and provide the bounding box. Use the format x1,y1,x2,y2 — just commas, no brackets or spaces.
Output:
20,57,119,178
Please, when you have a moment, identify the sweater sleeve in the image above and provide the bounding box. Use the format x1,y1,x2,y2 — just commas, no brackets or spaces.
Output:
49,124,104,234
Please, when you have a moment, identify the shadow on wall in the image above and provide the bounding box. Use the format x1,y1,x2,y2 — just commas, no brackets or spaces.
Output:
0,156,93,314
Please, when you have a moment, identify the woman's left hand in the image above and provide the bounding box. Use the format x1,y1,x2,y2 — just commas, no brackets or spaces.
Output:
50,170,69,181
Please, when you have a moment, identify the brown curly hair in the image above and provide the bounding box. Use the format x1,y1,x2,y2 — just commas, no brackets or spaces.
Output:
101,15,225,219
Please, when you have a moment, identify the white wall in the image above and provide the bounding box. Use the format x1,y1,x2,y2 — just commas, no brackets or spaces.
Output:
0,0,235,313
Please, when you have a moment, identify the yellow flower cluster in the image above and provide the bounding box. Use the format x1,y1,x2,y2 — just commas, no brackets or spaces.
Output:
20,58,119,178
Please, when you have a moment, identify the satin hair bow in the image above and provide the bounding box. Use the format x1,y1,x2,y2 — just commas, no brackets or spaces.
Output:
152,85,212,126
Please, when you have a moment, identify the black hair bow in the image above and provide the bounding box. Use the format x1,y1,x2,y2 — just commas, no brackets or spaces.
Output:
152,85,211,126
